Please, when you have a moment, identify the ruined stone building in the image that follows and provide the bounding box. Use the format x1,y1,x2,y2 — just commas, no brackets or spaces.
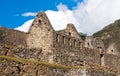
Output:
0,12,120,76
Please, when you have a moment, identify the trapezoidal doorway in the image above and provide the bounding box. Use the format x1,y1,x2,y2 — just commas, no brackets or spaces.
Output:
100,54,105,66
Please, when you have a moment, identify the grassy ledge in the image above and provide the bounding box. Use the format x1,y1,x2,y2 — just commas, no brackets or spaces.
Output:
0,55,117,74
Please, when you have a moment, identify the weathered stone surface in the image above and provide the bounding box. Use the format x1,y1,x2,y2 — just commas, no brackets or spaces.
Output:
0,27,27,46
0,12,119,76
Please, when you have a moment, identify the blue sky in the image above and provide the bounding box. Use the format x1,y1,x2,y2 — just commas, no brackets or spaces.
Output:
0,0,120,35
0,0,83,28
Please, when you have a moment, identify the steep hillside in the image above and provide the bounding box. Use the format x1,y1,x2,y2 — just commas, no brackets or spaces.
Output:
93,19,120,54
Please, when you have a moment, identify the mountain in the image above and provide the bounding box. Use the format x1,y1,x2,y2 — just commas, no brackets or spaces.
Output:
93,19,120,55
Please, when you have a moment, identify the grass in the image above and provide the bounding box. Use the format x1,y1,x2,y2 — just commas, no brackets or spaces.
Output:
0,55,118,74
0,55,73,69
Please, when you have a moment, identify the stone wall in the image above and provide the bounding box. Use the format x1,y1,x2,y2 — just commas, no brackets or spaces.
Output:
0,44,43,76
104,54,120,75
0,44,117,76
53,31,100,66
0,27,27,46
1,60,116,76
64,23,81,39
27,12,54,63
86,69,116,76
84,36,105,54
0,12,119,76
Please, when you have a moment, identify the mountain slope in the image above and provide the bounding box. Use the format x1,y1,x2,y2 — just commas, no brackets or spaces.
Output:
93,19,120,55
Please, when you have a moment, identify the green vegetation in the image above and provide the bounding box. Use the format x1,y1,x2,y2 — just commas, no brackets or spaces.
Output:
0,55,72,69
79,32,87,40
0,55,117,74
93,19,120,52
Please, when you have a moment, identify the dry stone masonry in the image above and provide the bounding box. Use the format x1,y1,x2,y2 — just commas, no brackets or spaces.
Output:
0,12,119,76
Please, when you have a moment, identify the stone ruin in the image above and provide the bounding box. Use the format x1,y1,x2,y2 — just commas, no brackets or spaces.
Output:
0,12,119,76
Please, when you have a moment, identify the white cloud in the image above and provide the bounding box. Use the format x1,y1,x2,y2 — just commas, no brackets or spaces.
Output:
16,0,120,35
14,19,34,32
45,5,79,31
22,12,37,17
